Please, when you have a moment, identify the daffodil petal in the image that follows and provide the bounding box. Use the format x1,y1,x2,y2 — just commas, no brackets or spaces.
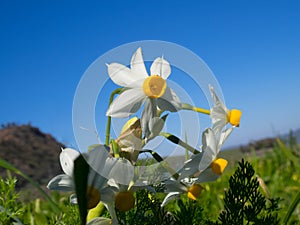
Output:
60,148,80,177
209,85,230,134
130,47,149,79
103,203,118,225
107,63,142,88
218,127,234,149
99,158,120,179
148,117,165,140
100,187,116,204
107,178,120,190
106,158,134,185
141,99,157,139
150,57,171,79
211,119,227,136
47,174,74,191
198,128,217,172
164,179,187,192
88,145,111,176
157,87,181,112
88,169,108,190
161,192,181,207
195,167,220,183
178,153,203,179
106,89,145,117
209,85,227,111
69,193,78,205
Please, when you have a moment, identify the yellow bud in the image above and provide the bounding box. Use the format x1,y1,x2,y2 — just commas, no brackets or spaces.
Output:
86,186,101,209
211,158,228,175
87,202,105,222
143,75,166,98
115,191,135,211
228,109,242,127
187,184,203,201
120,117,138,134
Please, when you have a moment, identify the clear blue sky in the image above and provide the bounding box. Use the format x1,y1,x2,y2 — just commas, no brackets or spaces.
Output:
1,0,300,150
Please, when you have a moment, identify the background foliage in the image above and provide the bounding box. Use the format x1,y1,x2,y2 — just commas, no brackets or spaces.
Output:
0,128,299,224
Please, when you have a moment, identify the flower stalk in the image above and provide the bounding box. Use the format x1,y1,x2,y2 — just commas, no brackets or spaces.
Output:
159,132,200,154
181,103,210,115
105,88,123,146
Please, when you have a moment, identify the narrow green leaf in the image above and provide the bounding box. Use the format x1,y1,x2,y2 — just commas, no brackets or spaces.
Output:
0,158,60,214
74,154,89,225
283,188,300,224
159,132,200,154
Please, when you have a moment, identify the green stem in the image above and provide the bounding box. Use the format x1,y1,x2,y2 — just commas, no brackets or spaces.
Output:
111,139,120,158
283,188,300,224
0,159,60,214
184,132,189,160
181,103,210,115
159,132,200,154
105,88,123,146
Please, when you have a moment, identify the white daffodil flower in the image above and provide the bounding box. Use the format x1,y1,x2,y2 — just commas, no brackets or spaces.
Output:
178,127,233,180
161,178,203,207
161,161,229,207
48,146,135,224
47,148,80,191
209,85,242,135
106,47,181,138
47,147,115,210
84,146,134,225
88,145,135,185
102,176,155,225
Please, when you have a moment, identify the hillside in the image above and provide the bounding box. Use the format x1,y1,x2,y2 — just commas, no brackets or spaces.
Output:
0,123,64,191
0,123,294,195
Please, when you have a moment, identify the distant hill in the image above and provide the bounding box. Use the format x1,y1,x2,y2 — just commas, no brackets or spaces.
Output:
238,129,300,154
0,123,298,199
0,123,64,192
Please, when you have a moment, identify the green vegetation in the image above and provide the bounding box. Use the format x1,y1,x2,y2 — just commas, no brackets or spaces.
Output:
0,136,299,224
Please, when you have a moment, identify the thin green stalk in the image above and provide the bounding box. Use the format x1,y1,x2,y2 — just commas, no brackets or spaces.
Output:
111,139,120,158
283,188,300,224
184,132,189,160
159,132,200,154
105,88,123,146
181,103,210,115
0,159,60,214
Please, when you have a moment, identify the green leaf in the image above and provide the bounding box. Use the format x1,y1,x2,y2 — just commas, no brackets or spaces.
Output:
74,154,89,225
283,188,300,224
0,158,60,214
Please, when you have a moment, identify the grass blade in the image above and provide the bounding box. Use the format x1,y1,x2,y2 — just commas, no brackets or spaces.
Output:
74,154,89,225
283,188,300,224
0,158,60,214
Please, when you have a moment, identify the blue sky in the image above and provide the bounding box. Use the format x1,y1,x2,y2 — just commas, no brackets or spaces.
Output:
1,1,300,151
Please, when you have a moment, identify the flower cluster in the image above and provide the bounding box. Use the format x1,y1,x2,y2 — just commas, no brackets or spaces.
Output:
47,48,242,225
